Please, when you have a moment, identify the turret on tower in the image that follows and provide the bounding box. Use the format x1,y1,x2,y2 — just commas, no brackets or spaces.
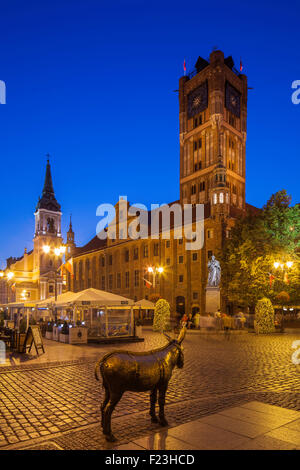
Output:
66,215,76,259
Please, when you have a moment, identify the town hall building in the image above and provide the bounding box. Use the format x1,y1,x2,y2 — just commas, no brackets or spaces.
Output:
3,50,257,315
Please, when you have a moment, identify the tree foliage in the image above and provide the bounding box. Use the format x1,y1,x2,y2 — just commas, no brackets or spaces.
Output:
255,297,275,334
220,190,300,308
153,298,171,332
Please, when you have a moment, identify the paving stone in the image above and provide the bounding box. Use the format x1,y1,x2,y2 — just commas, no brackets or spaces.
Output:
198,413,274,438
2,331,300,449
133,433,197,450
265,426,300,445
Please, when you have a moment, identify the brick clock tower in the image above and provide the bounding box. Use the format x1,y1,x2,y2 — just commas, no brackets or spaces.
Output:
179,50,248,217
178,50,248,314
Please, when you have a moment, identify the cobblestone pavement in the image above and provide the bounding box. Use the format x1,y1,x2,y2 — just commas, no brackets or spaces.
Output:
1,331,300,449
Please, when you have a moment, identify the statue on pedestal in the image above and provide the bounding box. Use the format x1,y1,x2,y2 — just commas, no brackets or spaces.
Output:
207,255,221,287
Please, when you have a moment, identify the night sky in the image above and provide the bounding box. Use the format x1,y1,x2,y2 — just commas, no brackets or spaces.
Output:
0,0,299,266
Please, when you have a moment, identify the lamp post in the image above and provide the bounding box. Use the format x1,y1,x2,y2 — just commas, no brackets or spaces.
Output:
42,244,66,302
0,270,15,303
273,260,294,331
147,266,164,293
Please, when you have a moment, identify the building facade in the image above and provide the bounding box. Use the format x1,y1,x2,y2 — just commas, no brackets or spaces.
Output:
65,50,251,315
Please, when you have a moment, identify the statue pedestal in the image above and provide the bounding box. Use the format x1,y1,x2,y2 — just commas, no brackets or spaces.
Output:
205,287,220,314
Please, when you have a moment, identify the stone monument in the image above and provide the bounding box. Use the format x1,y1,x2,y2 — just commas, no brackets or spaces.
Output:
205,255,221,313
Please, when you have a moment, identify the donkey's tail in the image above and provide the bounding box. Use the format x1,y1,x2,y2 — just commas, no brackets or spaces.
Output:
94,352,115,381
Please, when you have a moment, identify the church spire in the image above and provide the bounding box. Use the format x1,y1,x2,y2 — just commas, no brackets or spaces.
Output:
67,214,74,236
42,155,55,195
36,156,61,212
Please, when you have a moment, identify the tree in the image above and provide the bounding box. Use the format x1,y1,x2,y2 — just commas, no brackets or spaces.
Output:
275,291,290,305
153,299,171,332
149,294,161,304
220,190,300,309
255,297,275,334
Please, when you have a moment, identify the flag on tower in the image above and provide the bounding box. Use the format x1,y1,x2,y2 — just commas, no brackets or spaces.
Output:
64,258,74,278
240,58,243,72
183,58,186,75
142,277,152,289
59,258,74,278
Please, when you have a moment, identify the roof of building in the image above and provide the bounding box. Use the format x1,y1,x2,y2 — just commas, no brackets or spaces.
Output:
73,235,107,257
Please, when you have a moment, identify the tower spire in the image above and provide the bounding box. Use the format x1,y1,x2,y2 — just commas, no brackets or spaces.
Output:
42,155,55,196
36,156,61,212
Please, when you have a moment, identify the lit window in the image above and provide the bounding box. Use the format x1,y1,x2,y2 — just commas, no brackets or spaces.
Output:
213,194,217,204
220,193,224,203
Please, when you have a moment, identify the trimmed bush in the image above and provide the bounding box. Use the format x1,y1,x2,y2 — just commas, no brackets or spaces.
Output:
255,297,275,334
153,299,171,332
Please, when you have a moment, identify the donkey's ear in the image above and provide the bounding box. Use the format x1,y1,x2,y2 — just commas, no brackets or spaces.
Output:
163,331,172,342
177,327,186,344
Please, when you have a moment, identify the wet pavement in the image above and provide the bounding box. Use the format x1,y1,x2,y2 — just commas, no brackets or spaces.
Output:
1,329,300,449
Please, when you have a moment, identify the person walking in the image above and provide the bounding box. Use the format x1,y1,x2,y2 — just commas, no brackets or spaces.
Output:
181,313,188,328
194,312,200,329
187,313,193,329
222,314,232,340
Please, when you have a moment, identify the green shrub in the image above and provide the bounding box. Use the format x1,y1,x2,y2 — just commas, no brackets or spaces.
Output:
255,297,275,334
153,299,171,332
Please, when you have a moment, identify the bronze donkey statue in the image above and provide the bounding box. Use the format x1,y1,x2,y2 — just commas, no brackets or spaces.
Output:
95,327,186,442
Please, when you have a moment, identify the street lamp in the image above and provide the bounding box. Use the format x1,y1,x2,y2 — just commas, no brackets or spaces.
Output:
273,261,293,270
147,266,164,289
42,244,66,301
273,259,294,332
0,270,15,304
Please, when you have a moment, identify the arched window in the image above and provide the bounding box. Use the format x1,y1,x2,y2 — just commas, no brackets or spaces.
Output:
213,193,217,204
219,193,224,204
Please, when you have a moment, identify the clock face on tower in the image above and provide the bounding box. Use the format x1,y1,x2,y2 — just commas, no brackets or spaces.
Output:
187,82,208,118
225,82,241,118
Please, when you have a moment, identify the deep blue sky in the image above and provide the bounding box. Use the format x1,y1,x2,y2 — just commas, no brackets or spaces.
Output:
0,0,299,266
